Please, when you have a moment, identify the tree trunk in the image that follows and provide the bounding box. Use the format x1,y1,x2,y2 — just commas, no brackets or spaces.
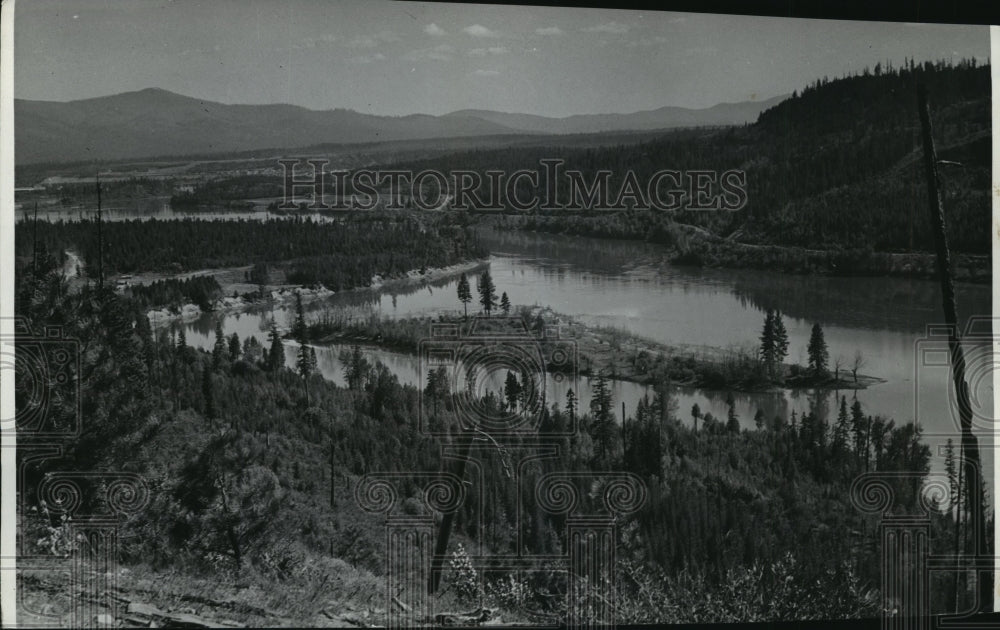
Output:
918,83,991,612
429,432,473,594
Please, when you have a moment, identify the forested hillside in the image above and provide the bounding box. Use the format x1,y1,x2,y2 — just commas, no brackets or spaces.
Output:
389,59,989,256
15,248,971,624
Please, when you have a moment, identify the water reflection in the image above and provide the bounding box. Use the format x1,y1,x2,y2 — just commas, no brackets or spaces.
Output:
164,228,991,477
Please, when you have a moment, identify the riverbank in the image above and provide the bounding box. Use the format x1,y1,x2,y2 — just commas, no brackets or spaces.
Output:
144,258,489,329
497,218,990,283
670,222,990,283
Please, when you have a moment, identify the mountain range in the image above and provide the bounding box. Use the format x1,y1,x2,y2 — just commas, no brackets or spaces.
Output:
15,88,786,164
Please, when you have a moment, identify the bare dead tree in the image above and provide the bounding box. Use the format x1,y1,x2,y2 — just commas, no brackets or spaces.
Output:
851,350,866,384
918,83,990,611
95,174,104,289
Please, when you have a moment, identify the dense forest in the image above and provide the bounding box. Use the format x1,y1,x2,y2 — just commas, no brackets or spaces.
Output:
383,59,989,256
170,175,283,210
15,247,983,624
14,214,487,292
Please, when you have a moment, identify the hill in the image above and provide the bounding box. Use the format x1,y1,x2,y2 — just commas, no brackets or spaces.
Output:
15,88,783,164
442,95,787,134
392,59,989,257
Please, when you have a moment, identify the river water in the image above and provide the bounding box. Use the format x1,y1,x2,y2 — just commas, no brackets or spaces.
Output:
173,228,992,472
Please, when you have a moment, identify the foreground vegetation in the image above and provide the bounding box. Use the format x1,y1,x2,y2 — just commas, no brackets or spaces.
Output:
15,244,982,624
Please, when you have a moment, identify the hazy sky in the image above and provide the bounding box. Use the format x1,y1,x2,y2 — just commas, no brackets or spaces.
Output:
14,0,991,117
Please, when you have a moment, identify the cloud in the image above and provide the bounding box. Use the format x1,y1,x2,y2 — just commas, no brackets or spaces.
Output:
349,53,386,64
463,24,500,38
582,21,630,34
471,69,500,76
468,46,508,56
403,43,455,62
424,23,446,37
535,26,563,36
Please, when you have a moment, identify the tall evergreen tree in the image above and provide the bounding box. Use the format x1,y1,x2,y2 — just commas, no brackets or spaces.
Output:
807,323,829,376
478,268,498,316
342,344,370,391
565,389,576,421
228,332,242,361
833,396,850,458
503,371,521,413
773,311,789,376
456,272,472,320
759,309,776,375
500,292,511,316
267,322,285,372
851,398,866,463
590,371,615,462
212,320,227,370
297,341,315,405
292,291,308,343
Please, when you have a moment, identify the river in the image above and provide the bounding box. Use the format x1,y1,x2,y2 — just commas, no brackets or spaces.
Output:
171,228,992,473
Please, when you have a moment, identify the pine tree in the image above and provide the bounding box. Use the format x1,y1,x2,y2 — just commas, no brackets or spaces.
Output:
754,408,765,431
851,398,865,462
212,321,227,370
565,389,576,421
292,291,308,343
500,292,511,316
457,273,472,320
589,371,615,462
503,371,521,413
759,309,776,375
773,311,789,376
228,332,241,361
833,396,850,458
691,403,701,433
342,344,370,391
267,322,285,372
297,340,315,404
177,325,187,351
478,268,497,316
807,323,829,376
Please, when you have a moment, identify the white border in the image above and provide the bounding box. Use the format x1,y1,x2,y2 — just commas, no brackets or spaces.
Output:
991,23,999,615
0,5,994,625
0,0,16,627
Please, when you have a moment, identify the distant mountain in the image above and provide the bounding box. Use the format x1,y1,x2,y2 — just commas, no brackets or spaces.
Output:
15,88,786,164
443,95,787,135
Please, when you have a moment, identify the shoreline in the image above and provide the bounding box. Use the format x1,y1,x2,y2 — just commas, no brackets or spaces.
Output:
499,221,990,284
307,305,886,395
144,258,490,329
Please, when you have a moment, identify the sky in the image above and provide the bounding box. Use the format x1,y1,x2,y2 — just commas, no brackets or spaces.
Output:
13,0,991,118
